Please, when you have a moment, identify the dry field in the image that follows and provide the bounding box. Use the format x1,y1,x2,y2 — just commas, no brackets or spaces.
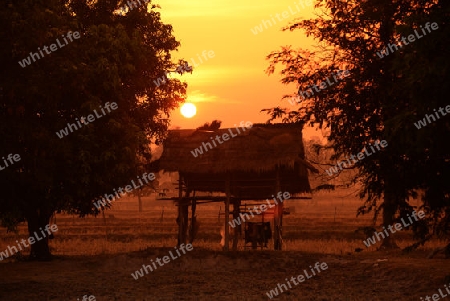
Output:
0,188,449,301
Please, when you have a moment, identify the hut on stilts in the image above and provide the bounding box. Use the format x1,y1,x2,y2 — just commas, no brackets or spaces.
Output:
154,123,318,250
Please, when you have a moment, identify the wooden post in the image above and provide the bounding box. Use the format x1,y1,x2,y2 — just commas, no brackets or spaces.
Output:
232,199,240,250
251,223,258,250
262,211,266,249
224,177,230,251
279,202,283,249
181,190,190,245
189,198,197,244
177,174,182,246
274,168,283,250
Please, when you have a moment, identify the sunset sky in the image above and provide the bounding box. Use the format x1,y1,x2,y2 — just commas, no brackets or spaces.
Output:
155,0,325,140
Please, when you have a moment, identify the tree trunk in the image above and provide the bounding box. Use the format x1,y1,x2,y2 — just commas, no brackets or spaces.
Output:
380,178,399,249
26,209,53,261
377,0,399,251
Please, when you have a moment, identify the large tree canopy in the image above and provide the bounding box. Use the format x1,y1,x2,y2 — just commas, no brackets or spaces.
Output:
0,0,187,259
264,0,450,248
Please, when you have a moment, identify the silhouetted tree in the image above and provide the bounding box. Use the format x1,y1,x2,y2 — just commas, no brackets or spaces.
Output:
263,0,450,249
0,0,188,260
196,120,222,131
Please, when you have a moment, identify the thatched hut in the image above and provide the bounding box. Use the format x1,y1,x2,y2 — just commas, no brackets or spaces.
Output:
155,123,318,250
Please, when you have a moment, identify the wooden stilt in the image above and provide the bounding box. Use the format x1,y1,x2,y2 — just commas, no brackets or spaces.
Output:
181,191,189,245
277,202,284,250
177,174,183,246
274,168,283,250
232,199,240,250
224,178,230,251
251,223,258,250
189,196,197,244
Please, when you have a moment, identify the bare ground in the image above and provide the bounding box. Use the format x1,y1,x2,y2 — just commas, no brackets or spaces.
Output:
1,248,449,301
1,191,449,300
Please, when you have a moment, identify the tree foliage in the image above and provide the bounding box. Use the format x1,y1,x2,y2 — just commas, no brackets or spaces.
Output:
0,0,187,259
196,120,222,131
264,0,450,247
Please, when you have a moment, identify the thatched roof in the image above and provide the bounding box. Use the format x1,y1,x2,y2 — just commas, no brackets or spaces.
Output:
155,123,317,197
158,123,317,174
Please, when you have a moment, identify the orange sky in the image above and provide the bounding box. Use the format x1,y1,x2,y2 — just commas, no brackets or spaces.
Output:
155,0,326,140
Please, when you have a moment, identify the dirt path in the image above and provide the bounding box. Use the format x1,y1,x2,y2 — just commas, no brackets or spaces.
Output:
0,248,449,301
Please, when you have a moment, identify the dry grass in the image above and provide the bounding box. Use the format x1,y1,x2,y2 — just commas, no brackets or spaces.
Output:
0,189,445,255
0,188,449,301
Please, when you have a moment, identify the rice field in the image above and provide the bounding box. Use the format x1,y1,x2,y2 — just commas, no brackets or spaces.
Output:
0,188,448,300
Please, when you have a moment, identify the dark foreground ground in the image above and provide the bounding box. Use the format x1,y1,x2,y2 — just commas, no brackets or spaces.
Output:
0,248,449,301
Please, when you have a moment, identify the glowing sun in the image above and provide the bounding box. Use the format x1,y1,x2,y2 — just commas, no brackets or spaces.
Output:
180,103,197,118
